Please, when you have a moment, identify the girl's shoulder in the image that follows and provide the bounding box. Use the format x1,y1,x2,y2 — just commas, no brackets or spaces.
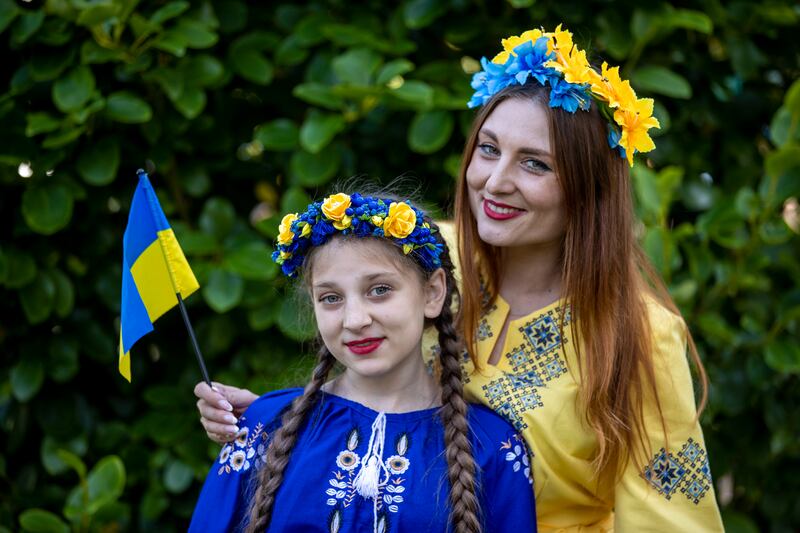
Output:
466,403,526,452
465,403,534,484
239,387,304,428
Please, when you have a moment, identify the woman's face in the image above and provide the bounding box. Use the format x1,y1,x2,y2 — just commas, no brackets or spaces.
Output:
465,98,566,251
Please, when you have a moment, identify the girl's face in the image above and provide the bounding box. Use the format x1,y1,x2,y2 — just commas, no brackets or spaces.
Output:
309,239,445,382
465,98,566,251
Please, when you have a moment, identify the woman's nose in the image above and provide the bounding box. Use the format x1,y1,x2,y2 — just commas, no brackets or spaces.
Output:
484,157,516,196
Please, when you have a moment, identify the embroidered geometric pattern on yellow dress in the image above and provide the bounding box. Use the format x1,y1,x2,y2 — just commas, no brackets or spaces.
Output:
642,438,713,504
480,305,571,431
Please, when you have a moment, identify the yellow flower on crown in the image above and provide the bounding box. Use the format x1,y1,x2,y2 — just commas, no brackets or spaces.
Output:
614,97,661,166
322,193,351,223
545,46,592,85
277,213,298,245
383,202,416,239
492,29,545,64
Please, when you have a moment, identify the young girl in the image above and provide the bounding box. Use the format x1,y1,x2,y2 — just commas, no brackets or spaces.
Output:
189,193,536,532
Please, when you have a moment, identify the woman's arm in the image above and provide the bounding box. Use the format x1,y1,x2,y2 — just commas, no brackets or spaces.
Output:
614,302,723,531
194,381,259,444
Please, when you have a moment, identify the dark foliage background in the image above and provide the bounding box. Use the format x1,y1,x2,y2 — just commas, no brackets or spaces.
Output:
1,0,798,531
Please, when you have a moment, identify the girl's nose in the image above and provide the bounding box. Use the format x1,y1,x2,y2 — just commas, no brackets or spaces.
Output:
342,300,372,330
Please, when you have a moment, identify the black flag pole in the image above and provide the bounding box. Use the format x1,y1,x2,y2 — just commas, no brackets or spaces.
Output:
177,293,212,388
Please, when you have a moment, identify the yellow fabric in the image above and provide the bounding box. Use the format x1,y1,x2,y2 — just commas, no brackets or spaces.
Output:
130,228,199,322
459,296,723,532
118,339,131,382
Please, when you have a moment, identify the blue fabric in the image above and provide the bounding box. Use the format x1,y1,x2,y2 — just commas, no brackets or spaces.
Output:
190,389,537,532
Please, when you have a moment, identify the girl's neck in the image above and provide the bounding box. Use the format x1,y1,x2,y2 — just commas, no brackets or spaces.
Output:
498,242,563,316
326,357,441,413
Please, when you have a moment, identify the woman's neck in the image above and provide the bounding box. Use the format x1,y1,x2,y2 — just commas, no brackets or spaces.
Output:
498,242,563,316
326,356,441,413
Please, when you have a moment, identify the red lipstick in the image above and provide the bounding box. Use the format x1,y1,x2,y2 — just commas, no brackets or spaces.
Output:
345,338,383,355
483,199,524,220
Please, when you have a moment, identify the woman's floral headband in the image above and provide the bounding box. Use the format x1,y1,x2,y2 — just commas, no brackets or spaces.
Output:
272,193,444,277
469,25,660,167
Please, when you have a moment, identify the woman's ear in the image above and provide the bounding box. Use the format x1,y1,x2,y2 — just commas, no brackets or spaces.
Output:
423,268,447,320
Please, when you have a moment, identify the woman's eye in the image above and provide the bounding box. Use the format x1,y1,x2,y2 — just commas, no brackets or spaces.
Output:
370,285,392,297
478,143,499,156
523,158,551,173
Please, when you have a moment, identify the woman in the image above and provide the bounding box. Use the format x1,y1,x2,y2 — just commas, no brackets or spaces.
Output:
195,26,723,531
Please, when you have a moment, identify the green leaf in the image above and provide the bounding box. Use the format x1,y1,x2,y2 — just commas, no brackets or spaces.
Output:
18,509,69,533
173,87,206,119
630,66,691,99
11,9,44,45
52,66,96,113
199,197,236,241
332,48,382,86
408,110,453,154
254,119,299,151
56,449,87,479
22,183,74,235
229,49,273,85
300,110,346,154
292,83,345,110
162,460,194,493
105,92,153,124
42,126,86,149
274,34,309,67
182,54,225,87
5,250,37,289
48,338,79,382
202,269,244,313
150,1,190,24
403,0,448,29
172,18,218,48
765,339,800,374
49,268,75,318
77,138,120,186
20,270,56,324
25,113,61,137
223,242,278,280
80,40,124,64
281,187,312,214
0,0,21,35
85,456,126,512
75,1,119,26
289,145,341,187
667,9,713,33
29,48,75,82
278,296,317,341
390,80,434,109
376,59,415,85
10,357,44,402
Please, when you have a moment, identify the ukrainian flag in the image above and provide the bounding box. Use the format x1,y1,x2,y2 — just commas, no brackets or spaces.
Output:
119,170,199,381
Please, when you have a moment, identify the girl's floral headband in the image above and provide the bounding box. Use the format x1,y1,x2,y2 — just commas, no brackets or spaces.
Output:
272,193,444,277
469,25,660,167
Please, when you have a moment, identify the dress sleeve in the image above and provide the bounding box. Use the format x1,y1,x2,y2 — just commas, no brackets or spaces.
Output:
189,390,297,532
472,417,538,532
614,302,724,532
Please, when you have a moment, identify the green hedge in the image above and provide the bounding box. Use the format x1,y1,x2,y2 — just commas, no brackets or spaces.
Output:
1,0,798,531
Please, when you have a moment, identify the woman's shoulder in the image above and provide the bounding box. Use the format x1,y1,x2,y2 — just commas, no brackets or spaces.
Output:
240,387,303,427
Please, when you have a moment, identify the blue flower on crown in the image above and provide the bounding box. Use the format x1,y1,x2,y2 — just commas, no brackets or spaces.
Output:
272,193,444,278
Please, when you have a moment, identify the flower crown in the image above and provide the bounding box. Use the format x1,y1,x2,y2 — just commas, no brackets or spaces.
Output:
272,193,444,277
468,25,660,167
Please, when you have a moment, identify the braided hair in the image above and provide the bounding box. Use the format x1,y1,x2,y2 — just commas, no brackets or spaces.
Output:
245,346,335,532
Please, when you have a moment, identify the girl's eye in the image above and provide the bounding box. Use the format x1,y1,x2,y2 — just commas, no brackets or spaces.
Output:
523,158,552,173
478,143,499,156
318,294,341,304
369,285,392,297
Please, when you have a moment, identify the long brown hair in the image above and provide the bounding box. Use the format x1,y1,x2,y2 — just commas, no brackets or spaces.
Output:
454,83,708,477
247,226,481,532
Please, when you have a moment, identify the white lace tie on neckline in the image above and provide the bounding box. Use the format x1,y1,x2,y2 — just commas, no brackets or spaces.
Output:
353,411,390,533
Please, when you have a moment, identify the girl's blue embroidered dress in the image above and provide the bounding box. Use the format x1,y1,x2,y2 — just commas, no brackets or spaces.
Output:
190,389,537,532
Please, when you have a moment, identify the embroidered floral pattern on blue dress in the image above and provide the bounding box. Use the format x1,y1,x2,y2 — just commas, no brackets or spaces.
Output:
642,438,713,504
501,434,533,485
217,421,268,475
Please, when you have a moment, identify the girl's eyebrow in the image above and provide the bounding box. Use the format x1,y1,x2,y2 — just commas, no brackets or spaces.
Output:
312,271,396,290
479,128,552,158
